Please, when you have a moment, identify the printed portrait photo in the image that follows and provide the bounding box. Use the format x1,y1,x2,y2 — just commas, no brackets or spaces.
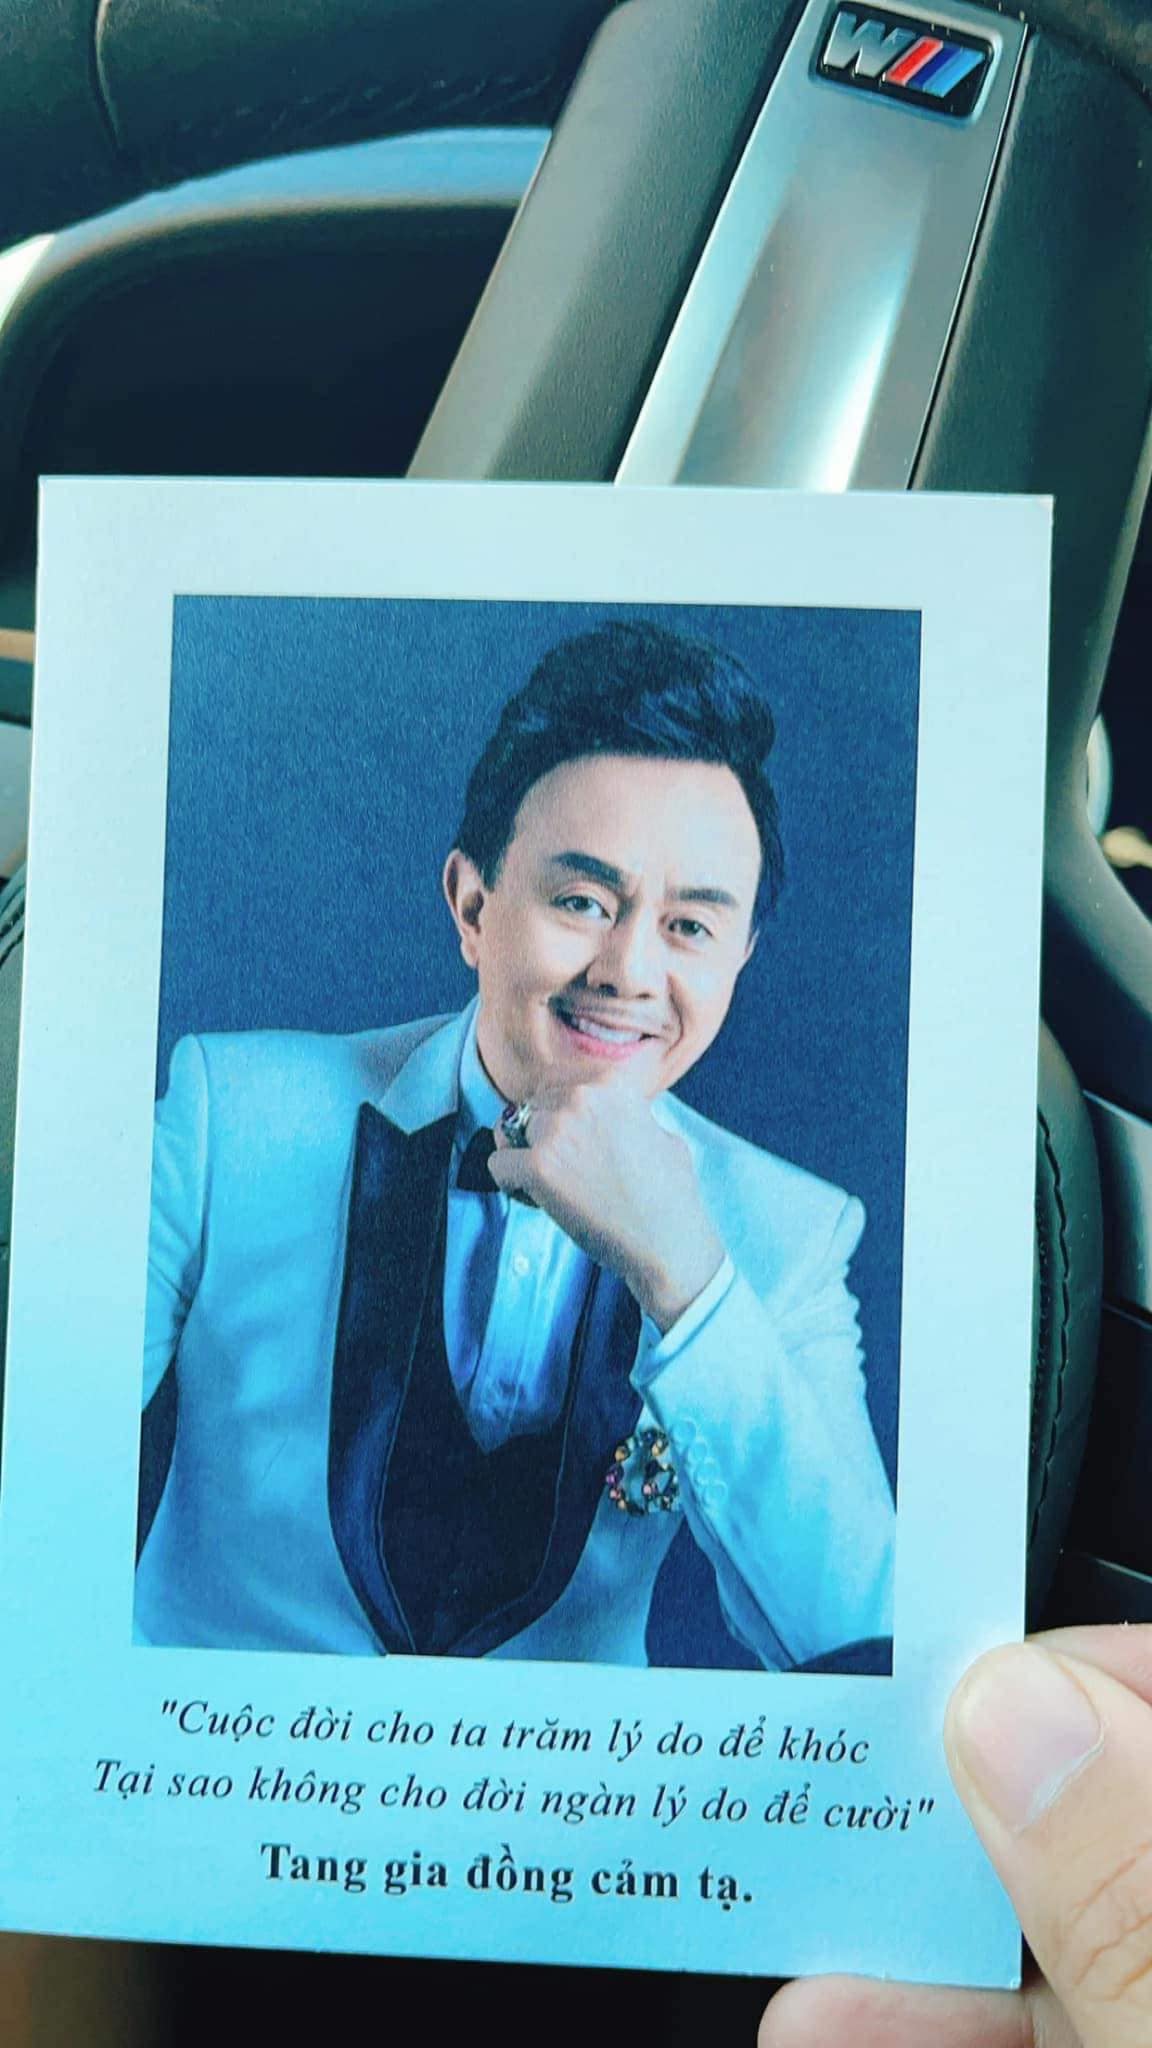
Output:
135,596,918,1675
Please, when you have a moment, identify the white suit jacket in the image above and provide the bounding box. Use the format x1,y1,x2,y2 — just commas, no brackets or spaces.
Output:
135,1004,895,1666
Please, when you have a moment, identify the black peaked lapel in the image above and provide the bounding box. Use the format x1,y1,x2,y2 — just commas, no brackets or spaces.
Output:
329,1101,643,1658
328,1104,455,1652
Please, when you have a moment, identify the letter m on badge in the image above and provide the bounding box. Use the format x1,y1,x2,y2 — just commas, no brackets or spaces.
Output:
822,8,917,79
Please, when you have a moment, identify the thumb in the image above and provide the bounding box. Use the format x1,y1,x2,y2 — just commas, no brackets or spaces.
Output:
946,1641,1152,2047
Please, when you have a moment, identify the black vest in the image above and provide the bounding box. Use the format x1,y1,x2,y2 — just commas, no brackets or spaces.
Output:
328,1105,642,1656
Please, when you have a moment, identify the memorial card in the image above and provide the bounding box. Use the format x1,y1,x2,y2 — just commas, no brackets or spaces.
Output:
0,479,1048,1983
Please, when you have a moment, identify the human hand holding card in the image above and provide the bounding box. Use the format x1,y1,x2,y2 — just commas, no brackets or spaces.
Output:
765,1625,1152,2047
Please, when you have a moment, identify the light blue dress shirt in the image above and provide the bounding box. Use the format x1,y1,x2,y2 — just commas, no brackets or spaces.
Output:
443,1015,736,1453
443,1021,596,1450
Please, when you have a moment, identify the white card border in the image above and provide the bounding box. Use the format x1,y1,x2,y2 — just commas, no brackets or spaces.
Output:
0,479,1048,1985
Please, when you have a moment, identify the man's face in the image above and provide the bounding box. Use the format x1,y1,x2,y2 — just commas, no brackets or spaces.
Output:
444,753,761,1103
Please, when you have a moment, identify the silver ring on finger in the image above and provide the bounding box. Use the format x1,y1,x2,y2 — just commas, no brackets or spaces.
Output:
500,1099,535,1149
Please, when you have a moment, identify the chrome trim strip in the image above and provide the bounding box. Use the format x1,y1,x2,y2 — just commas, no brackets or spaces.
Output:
617,0,1025,490
1086,1095,1152,1316
1086,716,1114,839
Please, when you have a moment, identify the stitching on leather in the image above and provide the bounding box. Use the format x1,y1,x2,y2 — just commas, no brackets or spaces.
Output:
156,67,558,157
1029,1105,1073,1548
90,14,558,172
167,68,550,137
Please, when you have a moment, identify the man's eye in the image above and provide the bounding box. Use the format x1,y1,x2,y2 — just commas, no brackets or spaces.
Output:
556,893,610,919
669,917,712,941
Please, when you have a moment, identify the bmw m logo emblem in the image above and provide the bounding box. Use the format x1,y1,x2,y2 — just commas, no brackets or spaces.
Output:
817,8,993,116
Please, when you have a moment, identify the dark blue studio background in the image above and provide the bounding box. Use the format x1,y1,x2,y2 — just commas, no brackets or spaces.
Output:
156,596,919,1664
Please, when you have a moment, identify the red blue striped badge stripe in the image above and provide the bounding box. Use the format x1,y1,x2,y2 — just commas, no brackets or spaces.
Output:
885,35,944,86
912,44,986,98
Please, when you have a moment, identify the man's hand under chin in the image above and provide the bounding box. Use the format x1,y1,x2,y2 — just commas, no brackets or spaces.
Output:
488,1078,726,1332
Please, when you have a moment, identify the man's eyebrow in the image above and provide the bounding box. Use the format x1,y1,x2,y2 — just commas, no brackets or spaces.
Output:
670,885,741,911
551,851,630,892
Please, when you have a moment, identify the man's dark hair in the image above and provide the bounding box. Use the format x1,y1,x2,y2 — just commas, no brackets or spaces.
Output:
456,620,784,924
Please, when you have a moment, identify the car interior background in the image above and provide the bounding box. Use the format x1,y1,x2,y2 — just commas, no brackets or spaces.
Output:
0,0,1146,2038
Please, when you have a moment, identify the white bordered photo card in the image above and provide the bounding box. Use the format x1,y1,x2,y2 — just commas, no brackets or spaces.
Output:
0,479,1047,1984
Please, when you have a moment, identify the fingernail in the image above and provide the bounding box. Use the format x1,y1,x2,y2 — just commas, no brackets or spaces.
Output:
947,1644,1103,1833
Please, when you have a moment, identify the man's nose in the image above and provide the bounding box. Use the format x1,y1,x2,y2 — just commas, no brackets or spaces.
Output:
586,911,663,997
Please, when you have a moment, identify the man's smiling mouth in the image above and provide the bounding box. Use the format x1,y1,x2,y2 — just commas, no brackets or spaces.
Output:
551,1000,662,1051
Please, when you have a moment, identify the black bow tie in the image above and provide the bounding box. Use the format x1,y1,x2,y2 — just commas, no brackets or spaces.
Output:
456,1129,538,1207
456,1129,498,1195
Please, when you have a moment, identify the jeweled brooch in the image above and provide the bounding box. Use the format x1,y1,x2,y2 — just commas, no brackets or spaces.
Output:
605,1428,681,1516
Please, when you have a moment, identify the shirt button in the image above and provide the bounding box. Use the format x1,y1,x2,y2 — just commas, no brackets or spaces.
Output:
511,1251,531,1278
